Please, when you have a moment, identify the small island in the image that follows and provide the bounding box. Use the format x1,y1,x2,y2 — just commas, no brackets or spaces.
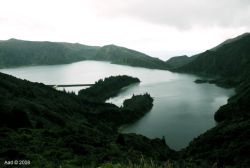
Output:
120,93,154,123
78,75,140,102
194,78,237,88
123,93,153,113
194,79,218,84
89,93,154,126
194,79,209,84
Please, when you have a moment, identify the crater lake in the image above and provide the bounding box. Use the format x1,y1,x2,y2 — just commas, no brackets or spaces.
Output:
0,60,234,150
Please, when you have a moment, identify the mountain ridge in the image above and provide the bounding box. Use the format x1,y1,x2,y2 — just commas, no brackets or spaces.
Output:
0,39,168,70
1,33,250,167
93,44,168,69
175,32,250,79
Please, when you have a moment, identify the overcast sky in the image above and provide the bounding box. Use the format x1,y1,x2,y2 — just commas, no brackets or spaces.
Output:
0,0,249,60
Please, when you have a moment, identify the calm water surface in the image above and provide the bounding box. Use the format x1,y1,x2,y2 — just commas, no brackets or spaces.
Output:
0,61,234,150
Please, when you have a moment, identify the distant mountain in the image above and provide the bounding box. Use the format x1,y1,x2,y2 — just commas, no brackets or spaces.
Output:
0,38,100,68
176,33,250,79
92,44,168,69
0,39,169,70
1,34,250,166
165,55,196,69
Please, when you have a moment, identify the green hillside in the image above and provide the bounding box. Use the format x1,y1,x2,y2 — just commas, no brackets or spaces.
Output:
165,55,195,69
0,39,100,68
1,34,250,167
0,39,168,70
0,72,174,167
176,33,250,79
92,45,168,69
171,33,250,167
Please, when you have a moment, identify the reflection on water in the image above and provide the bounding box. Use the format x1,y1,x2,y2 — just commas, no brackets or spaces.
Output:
0,60,234,150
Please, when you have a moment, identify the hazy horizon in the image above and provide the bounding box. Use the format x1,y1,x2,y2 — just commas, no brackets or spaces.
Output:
0,37,204,60
1,0,250,60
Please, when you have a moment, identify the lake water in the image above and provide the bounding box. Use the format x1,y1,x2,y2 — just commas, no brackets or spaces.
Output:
0,61,234,150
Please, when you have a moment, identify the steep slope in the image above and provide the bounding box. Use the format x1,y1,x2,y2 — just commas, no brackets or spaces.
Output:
92,45,169,69
0,39,100,68
183,119,250,167
0,72,113,129
214,68,250,122
174,33,250,167
0,72,173,167
177,33,250,79
211,33,250,51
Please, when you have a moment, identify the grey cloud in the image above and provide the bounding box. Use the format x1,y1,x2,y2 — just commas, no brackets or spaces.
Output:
90,0,250,29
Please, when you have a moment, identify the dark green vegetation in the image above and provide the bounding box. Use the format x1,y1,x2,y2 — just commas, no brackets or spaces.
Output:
0,73,175,167
0,38,100,67
100,159,220,168
171,33,250,167
183,119,250,167
78,75,140,102
194,78,238,88
176,33,250,79
0,39,168,70
194,78,224,85
121,93,154,123
194,79,208,84
1,33,250,167
123,93,153,112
